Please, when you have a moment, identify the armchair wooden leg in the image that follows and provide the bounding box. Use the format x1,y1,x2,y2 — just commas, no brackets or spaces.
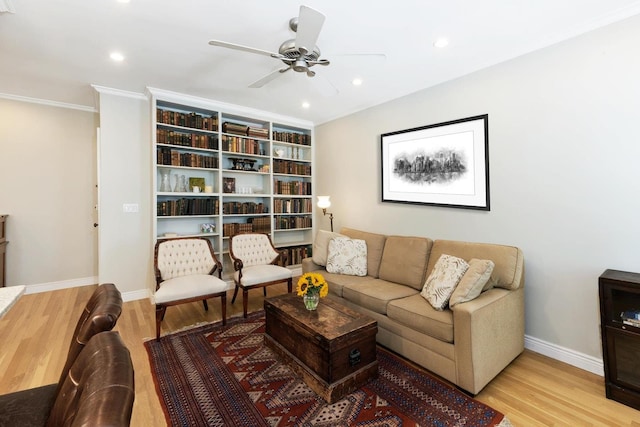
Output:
155,305,167,340
202,299,209,311
231,284,240,304
242,288,249,318
220,294,227,326
287,277,292,293
263,287,267,297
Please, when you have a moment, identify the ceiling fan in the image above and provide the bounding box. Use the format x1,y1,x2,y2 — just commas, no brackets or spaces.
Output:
208,5,374,90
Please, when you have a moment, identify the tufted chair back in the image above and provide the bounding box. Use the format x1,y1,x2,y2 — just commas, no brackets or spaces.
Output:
155,238,218,283
230,233,279,268
46,331,134,427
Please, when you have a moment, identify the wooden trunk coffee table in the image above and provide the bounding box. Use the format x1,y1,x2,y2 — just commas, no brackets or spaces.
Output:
264,293,378,403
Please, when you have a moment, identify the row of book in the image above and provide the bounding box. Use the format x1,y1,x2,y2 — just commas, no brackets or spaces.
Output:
157,129,218,150
222,217,271,236
157,198,218,216
272,131,311,146
221,135,266,155
281,245,312,266
157,109,218,131
157,148,219,169
273,198,313,214
222,202,268,215
274,216,312,230
273,179,312,195
273,159,312,176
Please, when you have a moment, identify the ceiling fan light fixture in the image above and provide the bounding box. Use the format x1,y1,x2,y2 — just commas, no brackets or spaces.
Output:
292,60,308,73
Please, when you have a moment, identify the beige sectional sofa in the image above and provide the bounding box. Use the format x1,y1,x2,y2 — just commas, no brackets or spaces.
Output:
301,227,525,395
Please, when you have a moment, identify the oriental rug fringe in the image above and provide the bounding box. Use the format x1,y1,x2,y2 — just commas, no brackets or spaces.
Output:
145,311,512,427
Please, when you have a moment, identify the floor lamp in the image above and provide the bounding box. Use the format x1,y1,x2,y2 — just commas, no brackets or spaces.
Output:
317,196,334,232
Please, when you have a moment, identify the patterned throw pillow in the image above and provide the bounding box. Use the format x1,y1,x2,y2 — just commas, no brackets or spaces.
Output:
326,237,368,276
449,259,495,308
421,254,469,310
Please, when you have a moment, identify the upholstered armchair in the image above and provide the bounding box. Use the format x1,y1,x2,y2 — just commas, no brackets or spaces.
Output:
229,233,293,317
154,237,227,339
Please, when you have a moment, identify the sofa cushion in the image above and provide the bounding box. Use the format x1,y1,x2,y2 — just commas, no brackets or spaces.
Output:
312,230,345,266
342,279,418,315
428,240,524,290
449,259,495,307
323,272,374,298
326,237,368,276
387,293,454,343
421,254,468,310
378,236,432,290
341,228,387,278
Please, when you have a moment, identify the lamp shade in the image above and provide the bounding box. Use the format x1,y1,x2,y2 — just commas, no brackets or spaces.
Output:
317,196,331,209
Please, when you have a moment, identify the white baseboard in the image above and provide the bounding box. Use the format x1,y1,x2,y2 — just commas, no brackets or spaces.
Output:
24,276,99,295
525,334,604,376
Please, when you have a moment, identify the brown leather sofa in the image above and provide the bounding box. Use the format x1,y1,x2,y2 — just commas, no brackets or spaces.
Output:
0,283,130,426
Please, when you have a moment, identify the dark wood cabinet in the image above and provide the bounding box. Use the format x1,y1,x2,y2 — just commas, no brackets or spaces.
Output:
599,269,640,410
0,215,6,287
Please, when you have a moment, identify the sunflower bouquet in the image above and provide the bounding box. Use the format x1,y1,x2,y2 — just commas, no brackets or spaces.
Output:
296,272,329,298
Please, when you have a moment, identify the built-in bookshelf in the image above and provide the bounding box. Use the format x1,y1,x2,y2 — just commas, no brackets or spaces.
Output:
150,90,314,276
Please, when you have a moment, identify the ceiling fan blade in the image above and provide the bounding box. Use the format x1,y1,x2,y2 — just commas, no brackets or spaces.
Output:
208,40,279,58
295,6,325,54
248,66,291,88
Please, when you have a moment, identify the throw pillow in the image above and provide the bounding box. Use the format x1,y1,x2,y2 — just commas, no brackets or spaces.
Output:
326,237,368,276
421,254,469,310
449,259,495,308
312,230,345,266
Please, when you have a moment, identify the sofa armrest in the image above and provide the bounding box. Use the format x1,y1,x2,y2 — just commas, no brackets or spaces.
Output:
452,286,524,394
301,257,323,273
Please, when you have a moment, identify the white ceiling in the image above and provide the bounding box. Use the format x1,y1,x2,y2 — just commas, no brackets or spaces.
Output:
1,0,640,124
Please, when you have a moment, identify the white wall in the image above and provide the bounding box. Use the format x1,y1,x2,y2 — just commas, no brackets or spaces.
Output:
95,89,152,298
0,98,98,290
315,15,640,364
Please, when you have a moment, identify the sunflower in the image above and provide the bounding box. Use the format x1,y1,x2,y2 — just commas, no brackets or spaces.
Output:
296,272,329,297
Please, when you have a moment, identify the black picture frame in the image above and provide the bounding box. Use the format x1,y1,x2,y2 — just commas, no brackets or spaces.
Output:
380,114,490,211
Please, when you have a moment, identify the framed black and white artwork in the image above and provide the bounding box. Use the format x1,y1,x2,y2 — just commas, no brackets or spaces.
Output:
381,114,489,210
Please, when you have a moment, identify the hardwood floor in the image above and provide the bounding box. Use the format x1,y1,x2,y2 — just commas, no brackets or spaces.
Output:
1,284,639,426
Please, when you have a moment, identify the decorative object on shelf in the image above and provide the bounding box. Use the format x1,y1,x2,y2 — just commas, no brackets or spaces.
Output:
204,185,214,193
200,223,215,233
159,170,172,192
189,177,205,193
296,272,328,311
381,114,490,210
317,196,334,232
173,174,188,193
223,177,236,193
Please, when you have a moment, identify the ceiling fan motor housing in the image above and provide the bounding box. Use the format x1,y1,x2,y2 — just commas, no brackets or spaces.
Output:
278,39,321,72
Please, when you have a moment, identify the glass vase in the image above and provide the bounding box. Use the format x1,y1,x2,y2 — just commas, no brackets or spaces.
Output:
159,170,171,192
303,293,320,311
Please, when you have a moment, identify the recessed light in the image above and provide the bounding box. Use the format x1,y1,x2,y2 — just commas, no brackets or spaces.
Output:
352,78,363,86
110,52,125,62
117,0,130,3
434,38,449,48
302,101,310,109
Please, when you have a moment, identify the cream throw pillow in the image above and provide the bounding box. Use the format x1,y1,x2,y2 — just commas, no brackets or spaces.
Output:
312,230,345,266
449,259,495,307
326,237,368,276
421,254,469,310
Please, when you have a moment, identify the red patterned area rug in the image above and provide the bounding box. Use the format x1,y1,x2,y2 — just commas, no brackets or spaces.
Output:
145,311,512,427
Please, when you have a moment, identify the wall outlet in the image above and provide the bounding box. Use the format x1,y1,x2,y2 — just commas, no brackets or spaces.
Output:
122,203,139,213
